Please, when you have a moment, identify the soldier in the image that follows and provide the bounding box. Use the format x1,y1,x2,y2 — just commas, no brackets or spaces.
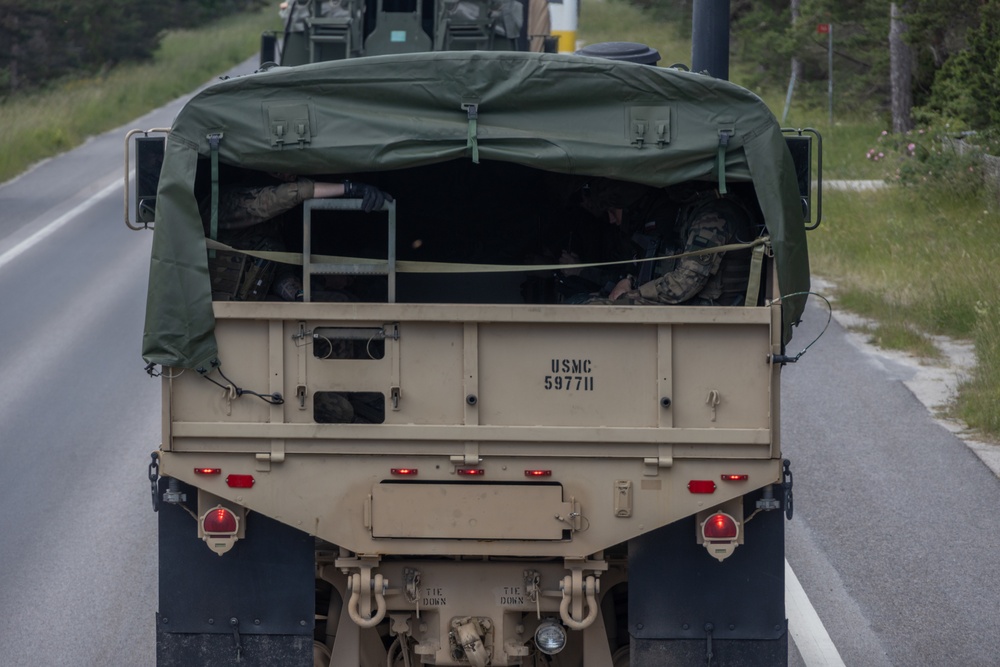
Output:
204,172,391,301
574,179,757,306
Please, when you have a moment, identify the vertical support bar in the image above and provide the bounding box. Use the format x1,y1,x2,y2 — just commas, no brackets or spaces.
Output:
269,319,285,423
303,201,314,302
463,322,479,425
657,324,673,429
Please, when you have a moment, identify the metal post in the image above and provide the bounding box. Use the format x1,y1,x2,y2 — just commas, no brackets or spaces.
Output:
691,0,731,81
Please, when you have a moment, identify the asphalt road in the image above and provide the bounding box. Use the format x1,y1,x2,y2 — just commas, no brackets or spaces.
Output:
2,59,999,666
783,296,1000,666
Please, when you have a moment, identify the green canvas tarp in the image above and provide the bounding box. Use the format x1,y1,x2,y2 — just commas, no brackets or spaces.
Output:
142,50,809,370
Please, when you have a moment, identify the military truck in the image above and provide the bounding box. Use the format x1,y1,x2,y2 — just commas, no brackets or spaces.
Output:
261,0,555,66
127,43,819,667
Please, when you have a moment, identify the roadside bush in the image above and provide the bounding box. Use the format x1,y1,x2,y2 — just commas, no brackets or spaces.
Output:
865,125,985,198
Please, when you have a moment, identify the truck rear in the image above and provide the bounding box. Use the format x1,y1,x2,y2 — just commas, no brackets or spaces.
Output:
130,50,814,666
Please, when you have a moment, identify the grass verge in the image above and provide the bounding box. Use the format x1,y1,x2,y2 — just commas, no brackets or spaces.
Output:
0,7,279,184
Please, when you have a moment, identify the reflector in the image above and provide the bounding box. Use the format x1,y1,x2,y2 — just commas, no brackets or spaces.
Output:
703,512,738,540
226,474,255,488
203,507,237,534
687,480,716,493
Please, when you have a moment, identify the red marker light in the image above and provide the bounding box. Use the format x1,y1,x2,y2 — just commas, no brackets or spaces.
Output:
203,507,238,534
721,474,749,482
457,468,485,476
226,474,255,488
525,470,552,478
688,480,717,494
391,468,418,476
703,512,739,540
194,468,221,475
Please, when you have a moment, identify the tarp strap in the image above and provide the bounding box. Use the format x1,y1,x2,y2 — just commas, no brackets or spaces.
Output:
205,236,771,275
462,103,480,164
716,129,732,195
208,132,223,257
744,240,767,307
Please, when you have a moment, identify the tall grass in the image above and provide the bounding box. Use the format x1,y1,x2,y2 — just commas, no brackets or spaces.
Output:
0,8,279,183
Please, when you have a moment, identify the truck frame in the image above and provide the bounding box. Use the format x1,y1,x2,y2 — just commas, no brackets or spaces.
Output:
129,49,815,666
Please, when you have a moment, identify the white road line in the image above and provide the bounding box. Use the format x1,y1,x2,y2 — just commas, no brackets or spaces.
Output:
0,177,122,272
787,559,846,666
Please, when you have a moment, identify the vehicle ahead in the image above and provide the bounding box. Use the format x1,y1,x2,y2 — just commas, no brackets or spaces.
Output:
129,48,817,667
262,0,555,66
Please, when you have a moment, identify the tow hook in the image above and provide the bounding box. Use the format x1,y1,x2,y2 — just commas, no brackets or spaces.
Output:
347,571,388,628
559,573,599,630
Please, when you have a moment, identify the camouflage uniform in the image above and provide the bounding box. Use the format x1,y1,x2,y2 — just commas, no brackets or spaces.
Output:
206,178,318,301
587,186,754,306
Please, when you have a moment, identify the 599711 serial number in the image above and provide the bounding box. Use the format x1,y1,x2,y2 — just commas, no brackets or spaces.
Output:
543,359,595,391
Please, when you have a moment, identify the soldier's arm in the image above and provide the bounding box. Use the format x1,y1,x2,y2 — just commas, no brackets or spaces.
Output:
631,211,727,304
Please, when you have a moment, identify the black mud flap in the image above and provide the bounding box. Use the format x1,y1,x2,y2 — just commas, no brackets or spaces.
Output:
156,479,314,667
628,489,787,667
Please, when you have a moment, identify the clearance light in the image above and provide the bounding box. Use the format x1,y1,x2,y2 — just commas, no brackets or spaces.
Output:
391,468,418,476
700,511,741,562
194,467,221,475
687,480,717,494
200,505,241,556
457,468,485,476
534,619,567,655
525,470,552,478
721,474,749,482
226,474,255,488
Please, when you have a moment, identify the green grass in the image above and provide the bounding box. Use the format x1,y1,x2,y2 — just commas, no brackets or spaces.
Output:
2,0,997,439
0,7,279,183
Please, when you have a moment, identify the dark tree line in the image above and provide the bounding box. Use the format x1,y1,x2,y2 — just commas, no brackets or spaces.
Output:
635,0,999,134
0,0,267,94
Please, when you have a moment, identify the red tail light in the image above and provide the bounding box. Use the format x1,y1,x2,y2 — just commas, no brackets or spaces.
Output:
203,507,238,534
721,474,748,482
457,468,485,476
703,512,739,540
525,470,552,477
391,468,418,476
194,468,221,475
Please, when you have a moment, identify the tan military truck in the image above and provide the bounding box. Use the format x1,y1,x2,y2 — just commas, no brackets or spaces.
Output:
128,48,817,667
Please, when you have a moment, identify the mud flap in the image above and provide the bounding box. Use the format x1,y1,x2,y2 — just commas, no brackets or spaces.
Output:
156,479,314,667
628,489,787,666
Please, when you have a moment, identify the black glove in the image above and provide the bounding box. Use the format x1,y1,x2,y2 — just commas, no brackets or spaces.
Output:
343,180,393,213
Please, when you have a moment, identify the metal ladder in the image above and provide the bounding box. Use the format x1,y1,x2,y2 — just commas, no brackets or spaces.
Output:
301,198,397,302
